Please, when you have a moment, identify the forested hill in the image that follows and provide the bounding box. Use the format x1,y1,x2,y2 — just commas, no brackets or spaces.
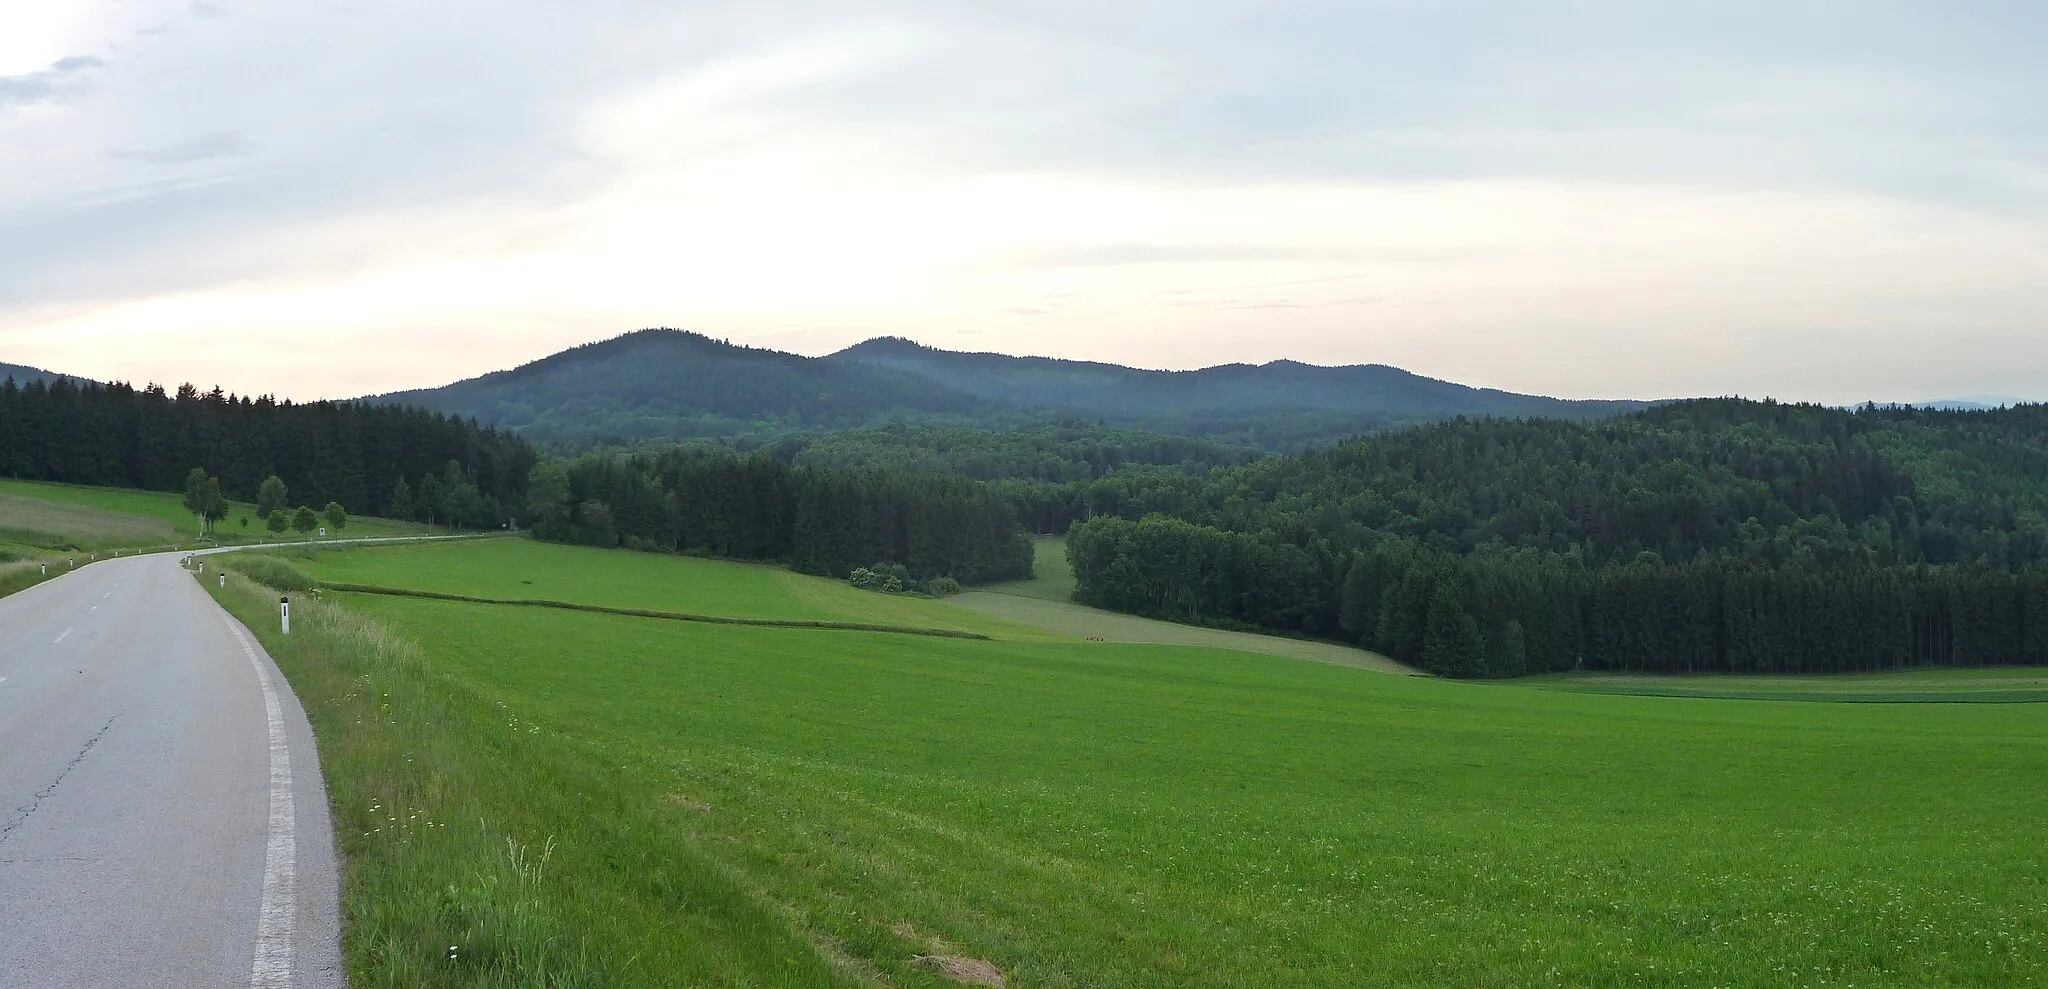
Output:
374,330,985,443
831,337,1647,446
374,329,1647,448
1061,399,2048,677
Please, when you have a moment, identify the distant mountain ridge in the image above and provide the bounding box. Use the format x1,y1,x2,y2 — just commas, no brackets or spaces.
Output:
373,329,1650,447
1909,396,2031,411
373,331,984,443
832,336,1643,428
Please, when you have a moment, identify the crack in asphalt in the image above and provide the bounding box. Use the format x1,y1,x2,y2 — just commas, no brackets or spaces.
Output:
0,715,118,848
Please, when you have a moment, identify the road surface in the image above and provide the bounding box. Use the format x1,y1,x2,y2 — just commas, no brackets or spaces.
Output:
0,553,341,988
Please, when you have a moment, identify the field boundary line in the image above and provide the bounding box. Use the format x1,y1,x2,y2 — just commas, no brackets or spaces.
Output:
317,582,994,640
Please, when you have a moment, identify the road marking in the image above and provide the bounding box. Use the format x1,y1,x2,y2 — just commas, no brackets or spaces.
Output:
225,619,296,989
53,629,72,644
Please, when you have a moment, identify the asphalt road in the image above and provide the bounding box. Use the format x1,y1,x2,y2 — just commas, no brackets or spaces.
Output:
0,553,341,988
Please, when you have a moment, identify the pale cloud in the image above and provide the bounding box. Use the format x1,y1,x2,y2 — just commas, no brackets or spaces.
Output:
0,1,2043,404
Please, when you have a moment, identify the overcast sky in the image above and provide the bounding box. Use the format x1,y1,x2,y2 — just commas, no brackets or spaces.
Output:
2,1,2043,403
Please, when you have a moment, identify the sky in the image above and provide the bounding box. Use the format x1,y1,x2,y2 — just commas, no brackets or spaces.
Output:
1,1,2044,405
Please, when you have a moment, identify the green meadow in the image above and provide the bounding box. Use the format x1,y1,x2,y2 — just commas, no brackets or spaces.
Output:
1527,667,2048,703
297,537,1051,640
198,537,2048,987
0,476,437,552
977,536,1077,602
0,479,439,601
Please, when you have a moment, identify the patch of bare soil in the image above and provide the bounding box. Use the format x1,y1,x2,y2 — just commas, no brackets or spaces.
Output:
659,793,714,812
892,922,1007,987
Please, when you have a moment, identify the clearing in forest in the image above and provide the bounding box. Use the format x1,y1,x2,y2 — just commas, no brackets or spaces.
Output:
967,535,1414,674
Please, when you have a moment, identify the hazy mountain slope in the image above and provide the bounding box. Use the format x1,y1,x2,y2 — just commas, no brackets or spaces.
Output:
374,329,986,442
829,337,1647,445
0,362,85,386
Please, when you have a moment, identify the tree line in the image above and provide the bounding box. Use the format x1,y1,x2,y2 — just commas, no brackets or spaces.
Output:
1066,400,2048,676
0,375,534,526
526,448,1034,584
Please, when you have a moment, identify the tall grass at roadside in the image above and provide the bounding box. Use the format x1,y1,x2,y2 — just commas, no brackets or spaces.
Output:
220,554,321,593
0,558,52,599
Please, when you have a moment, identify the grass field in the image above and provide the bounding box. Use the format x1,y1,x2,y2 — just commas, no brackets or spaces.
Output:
212,539,2048,987
978,536,1076,602
0,477,441,549
294,538,1054,641
1526,666,2048,703
0,489,179,551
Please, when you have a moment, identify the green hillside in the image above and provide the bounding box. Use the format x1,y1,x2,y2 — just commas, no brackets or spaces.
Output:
207,539,2048,987
0,478,434,551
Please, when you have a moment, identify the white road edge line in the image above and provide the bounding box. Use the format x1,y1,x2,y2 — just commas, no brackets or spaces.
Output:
225,618,296,989
54,628,72,644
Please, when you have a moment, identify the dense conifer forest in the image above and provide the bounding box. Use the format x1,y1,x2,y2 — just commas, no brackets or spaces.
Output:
1065,399,2048,676
779,422,1261,482
527,448,1034,584
0,375,534,526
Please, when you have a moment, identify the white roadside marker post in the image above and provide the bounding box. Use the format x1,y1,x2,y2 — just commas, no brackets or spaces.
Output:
220,573,227,590
281,596,291,635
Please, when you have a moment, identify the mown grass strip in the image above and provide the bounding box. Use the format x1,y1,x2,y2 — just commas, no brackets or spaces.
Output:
318,581,993,640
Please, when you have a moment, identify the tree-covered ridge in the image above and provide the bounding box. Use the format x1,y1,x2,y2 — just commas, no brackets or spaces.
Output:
526,448,1033,585
380,328,1649,449
0,375,533,527
832,336,1648,447
1065,399,2048,677
377,329,987,443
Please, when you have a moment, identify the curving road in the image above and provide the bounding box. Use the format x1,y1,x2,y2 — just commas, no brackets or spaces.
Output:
0,553,341,988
